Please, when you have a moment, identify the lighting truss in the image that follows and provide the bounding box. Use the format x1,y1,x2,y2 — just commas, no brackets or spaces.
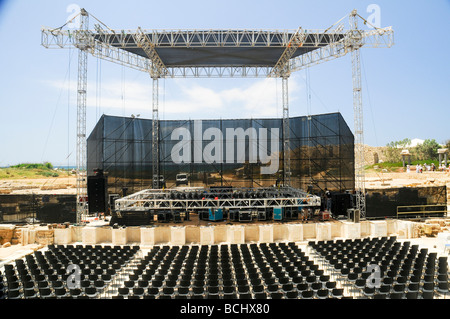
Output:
114,186,321,211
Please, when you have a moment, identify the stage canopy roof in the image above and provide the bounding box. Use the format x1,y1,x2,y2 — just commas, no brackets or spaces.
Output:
93,30,345,68
42,9,393,78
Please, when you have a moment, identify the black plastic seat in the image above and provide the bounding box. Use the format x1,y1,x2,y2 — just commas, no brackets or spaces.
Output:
301,290,314,299
207,286,219,296
24,289,38,299
405,291,419,299
178,280,190,288
331,288,344,298
176,287,190,297
296,283,309,292
437,282,448,296
377,284,391,296
406,282,419,293
132,287,145,298
223,286,235,295
363,286,375,299
267,284,279,293
7,290,21,299
422,282,435,294
317,288,329,299
388,292,403,299
7,281,20,291
421,291,434,299
251,284,264,294
192,287,204,296
84,287,98,298
311,282,322,292
254,292,268,299
39,288,53,299
55,287,68,298
117,287,129,298
147,287,159,297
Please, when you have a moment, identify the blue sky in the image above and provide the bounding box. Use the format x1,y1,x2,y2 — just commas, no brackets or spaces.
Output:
0,0,449,167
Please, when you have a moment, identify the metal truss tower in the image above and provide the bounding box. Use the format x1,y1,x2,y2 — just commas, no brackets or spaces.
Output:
269,27,307,187
135,27,168,190
151,78,159,189
281,76,291,186
74,9,90,223
349,10,366,218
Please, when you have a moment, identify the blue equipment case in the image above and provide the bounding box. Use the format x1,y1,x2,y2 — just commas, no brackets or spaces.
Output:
273,207,284,221
209,208,223,221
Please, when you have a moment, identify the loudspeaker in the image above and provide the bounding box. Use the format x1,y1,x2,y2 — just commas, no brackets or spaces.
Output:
88,173,108,214
332,193,353,216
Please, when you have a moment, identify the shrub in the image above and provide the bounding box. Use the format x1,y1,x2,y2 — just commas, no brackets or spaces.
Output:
414,139,440,161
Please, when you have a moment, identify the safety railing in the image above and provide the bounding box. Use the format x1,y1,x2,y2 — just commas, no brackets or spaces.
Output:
396,204,447,219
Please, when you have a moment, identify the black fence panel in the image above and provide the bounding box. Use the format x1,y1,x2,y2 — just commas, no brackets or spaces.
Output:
87,112,355,196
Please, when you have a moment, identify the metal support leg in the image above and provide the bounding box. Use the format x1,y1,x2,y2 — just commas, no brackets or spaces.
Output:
152,77,160,189
76,9,89,223
351,48,366,219
350,10,366,219
282,76,291,186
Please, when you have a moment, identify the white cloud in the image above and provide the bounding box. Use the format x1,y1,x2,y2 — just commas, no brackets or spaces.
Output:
162,77,303,119
162,83,224,115
44,76,304,119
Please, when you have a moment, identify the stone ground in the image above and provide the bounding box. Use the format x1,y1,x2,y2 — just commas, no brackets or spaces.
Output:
0,175,76,195
365,171,450,189
0,170,449,194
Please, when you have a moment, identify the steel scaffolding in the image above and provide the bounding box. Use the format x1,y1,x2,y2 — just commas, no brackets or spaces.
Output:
74,9,89,223
41,9,394,221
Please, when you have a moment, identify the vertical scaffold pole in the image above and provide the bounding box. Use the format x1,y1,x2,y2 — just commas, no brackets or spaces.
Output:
152,77,160,189
350,10,366,219
282,75,291,186
76,9,89,224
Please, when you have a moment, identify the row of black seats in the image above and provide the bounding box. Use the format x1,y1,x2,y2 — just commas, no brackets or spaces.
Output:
1,244,140,299
309,237,449,299
111,242,347,299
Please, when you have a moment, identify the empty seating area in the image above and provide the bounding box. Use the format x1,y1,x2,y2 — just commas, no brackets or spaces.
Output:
110,242,346,299
2,238,447,299
1,242,347,299
0,244,139,299
308,237,449,299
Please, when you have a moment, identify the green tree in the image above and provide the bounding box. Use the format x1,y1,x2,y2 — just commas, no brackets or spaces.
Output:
414,139,440,161
386,138,411,149
384,138,411,163
44,162,53,170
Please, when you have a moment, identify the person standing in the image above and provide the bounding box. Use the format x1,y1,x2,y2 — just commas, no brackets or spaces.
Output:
325,188,332,214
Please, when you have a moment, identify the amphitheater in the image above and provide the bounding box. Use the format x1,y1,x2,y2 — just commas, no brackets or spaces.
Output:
1,7,449,306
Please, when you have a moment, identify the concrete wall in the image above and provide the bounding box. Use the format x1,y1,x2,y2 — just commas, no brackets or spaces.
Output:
19,219,439,247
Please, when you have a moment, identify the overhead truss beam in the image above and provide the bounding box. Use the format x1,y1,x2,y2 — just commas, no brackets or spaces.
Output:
41,24,393,79
269,27,307,78
115,187,321,211
135,27,169,78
